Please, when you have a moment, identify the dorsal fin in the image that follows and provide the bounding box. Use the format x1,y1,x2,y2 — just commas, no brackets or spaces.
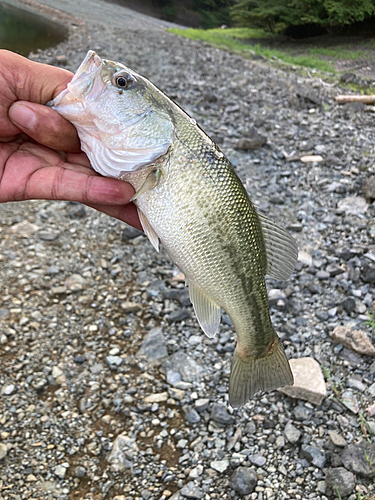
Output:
258,213,298,281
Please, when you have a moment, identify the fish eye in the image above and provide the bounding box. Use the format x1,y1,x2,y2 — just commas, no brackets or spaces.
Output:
114,72,134,90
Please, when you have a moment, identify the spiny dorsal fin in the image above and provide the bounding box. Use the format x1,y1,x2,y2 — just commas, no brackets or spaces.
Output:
188,282,221,338
137,208,159,252
258,213,298,281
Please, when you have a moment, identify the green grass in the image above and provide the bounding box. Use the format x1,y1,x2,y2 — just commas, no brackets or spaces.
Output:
167,27,372,77
364,310,375,333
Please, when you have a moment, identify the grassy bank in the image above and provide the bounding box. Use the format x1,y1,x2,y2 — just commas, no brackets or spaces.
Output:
168,27,375,79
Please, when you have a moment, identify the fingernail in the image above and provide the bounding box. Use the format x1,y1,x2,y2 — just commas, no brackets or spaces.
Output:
9,104,37,129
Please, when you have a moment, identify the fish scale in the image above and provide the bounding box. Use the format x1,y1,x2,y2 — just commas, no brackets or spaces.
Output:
50,50,298,406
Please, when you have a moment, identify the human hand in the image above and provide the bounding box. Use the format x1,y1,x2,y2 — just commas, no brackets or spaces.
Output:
0,49,141,230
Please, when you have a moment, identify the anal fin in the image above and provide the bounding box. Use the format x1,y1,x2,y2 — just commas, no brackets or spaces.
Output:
188,283,221,339
137,208,159,252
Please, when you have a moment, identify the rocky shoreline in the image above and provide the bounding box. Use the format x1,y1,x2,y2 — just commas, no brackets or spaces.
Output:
0,0,375,499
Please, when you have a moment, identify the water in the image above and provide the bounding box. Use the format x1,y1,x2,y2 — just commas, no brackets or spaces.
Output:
0,1,68,56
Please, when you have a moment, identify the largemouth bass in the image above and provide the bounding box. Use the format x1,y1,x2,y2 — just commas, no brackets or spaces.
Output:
49,51,298,406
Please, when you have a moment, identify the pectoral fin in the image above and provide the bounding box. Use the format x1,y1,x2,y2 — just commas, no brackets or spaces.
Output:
137,208,159,252
258,213,298,281
188,283,221,338
131,168,161,201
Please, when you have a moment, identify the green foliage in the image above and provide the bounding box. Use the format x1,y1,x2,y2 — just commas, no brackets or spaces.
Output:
231,0,375,33
193,0,235,28
364,310,375,332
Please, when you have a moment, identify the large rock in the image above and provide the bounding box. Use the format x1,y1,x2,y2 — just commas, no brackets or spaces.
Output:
229,467,257,495
210,403,235,425
278,357,326,405
341,442,375,478
337,196,368,215
329,326,375,356
180,482,204,499
325,467,355,497
107,433,138,471
137,328,168,365
163,351,205,382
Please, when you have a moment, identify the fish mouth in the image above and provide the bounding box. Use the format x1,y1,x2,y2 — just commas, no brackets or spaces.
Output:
47,50,105,108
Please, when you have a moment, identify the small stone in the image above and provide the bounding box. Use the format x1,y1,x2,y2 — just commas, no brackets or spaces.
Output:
46,265,59,275
26,474,37,482
301,445,326,468
169,387,185,400
75,466,87,477
347,378,366,392
316,270,330,280
194,398,210,412
330,326,375,356
38,230,60,241
2,384,15,395
10,221,40,237
68,203,86,218
183,406,201,424
64,274,85,292
0,308,9,318
249,454,266,467
229,467,257,495
284,421,301,444
362,264,375,283
0,443,7,460
121,301,142,313
122,225,143,240
54,465,67,478
180,481,204,499
236,136,266,151
211,403,235,425
300,155,323,163
298,251,313,267
137,328,168,365
275,436,285,449
342,297,356,314
364,175,375,202
169,309,191,322
210,459,229,472
341,390,359,414
278,357,326,405
52,366,63,379
325,467,355,497
293,406,311,421
106,356,123,367
328,430,347,448
189,465,203,478
341,442,375,478
144,392,169,403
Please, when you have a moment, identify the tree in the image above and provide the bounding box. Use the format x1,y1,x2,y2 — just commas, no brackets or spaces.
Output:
231,0,375,33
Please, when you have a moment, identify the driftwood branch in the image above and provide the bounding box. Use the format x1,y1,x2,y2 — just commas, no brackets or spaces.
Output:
334,95,375,105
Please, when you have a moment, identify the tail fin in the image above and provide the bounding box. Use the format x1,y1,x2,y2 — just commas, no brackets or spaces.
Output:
229,336,293,407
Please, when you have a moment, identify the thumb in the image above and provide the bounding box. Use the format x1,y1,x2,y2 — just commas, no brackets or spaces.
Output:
9,101,81,153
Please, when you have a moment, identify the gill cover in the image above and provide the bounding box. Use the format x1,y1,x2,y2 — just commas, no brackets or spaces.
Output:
49,50,174,177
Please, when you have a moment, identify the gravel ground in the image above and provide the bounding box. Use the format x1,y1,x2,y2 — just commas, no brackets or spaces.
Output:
1,1,375,499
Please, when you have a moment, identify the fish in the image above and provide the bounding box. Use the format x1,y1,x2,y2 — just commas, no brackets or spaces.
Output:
49,50,298,407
